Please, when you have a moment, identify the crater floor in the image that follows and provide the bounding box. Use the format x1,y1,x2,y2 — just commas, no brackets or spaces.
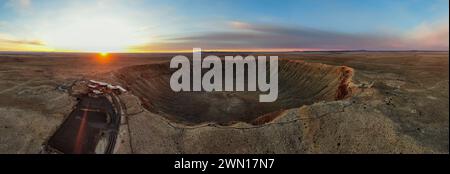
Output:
115,60,354,125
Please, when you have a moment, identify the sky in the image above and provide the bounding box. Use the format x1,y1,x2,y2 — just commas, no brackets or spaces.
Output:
0,0,448,52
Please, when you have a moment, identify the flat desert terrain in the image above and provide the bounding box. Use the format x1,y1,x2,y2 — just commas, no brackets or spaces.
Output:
0,51,448,154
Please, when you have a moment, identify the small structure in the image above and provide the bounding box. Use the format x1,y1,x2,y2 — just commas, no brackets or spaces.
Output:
88,80,127,95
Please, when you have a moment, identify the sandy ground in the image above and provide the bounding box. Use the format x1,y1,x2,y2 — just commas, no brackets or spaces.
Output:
0,51,448,154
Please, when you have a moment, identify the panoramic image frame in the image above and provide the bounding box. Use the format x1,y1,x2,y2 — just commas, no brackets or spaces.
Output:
0,0,448,171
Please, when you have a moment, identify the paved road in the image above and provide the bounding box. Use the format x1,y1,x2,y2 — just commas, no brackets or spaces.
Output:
46,94,120,154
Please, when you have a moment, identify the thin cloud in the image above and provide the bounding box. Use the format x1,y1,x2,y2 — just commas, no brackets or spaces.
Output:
403,19,449,50
135,23,394,51
0,31,51,51
134,21,448,51
0,38,44,46
4,0,32,12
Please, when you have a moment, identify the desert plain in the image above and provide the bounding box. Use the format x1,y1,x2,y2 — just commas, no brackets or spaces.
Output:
0,51,448,154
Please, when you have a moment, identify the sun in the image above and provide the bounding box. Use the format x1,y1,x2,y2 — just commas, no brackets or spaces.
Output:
100,52,109,57
96,52,111,64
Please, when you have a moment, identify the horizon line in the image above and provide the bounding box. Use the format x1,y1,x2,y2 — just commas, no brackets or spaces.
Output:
0,49,449,54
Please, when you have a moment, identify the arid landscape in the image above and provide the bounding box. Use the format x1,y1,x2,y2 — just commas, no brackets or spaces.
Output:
0,51,447,154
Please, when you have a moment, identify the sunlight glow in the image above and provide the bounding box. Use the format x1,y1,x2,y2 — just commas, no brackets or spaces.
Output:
100,52,108,57
40,14,146,53
96,52,111,64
